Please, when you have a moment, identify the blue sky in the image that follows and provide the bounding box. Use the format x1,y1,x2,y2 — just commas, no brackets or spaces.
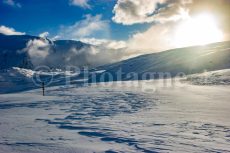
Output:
0,0,151,40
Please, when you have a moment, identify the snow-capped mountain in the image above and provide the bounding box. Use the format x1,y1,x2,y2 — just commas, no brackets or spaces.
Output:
0,34,36,69
94,41,230,81
0,34,90,69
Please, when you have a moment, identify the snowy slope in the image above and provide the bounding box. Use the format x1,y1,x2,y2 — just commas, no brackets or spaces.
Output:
0,67,84,94
96,41,230,81
183,69,230,85
0,67,35,93
1,66,230,94
0,80,229,152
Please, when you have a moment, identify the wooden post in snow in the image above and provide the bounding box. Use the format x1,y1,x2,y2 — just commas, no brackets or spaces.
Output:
42,82,45,96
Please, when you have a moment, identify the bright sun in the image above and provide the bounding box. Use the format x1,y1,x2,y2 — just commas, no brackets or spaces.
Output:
174,13,224,47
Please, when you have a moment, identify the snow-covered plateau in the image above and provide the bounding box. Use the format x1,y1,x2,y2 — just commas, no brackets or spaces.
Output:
0,68,230,152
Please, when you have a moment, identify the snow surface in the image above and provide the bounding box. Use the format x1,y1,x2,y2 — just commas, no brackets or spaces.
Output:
1,67,230,94
183,69,230,85
0,67,83,93
0,79,230,152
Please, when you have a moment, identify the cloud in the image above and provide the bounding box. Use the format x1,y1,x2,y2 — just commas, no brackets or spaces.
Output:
52,38,127,67
58,14,110,39
69,0,90,9
80,38,127,49
24,39,51,66
112,0,191,25
39,32,49,38
0,25,25,35
22,37,127,68
51,35,61,41
78,25,179,60
77,38,149,64
113,0,230,53
126,22,177,53
3,0,21,8
58,45,125,67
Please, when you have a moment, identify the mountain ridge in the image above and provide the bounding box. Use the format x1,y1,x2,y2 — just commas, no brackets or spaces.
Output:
0,34,90,69
93,41,230,81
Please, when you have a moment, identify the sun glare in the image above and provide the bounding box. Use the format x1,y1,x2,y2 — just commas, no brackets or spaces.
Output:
174,13,224,47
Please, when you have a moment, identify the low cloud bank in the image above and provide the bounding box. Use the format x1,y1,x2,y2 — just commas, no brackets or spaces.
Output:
22,38,129,69
23,39,51,66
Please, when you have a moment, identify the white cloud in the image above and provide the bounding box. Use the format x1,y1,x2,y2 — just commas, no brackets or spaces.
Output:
24,39,50,66
79,24,177,60
59,45,125,67
126,22,177,53
106,40,127,50
58,14,110,39
69,0,90,9
80,38,127,49
80,38,108,45
111,0,198,53
51,35,61,41
0,25,25,35
3,0,21,8
39,32,49,38
112,0,191,25
22,37,127,68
